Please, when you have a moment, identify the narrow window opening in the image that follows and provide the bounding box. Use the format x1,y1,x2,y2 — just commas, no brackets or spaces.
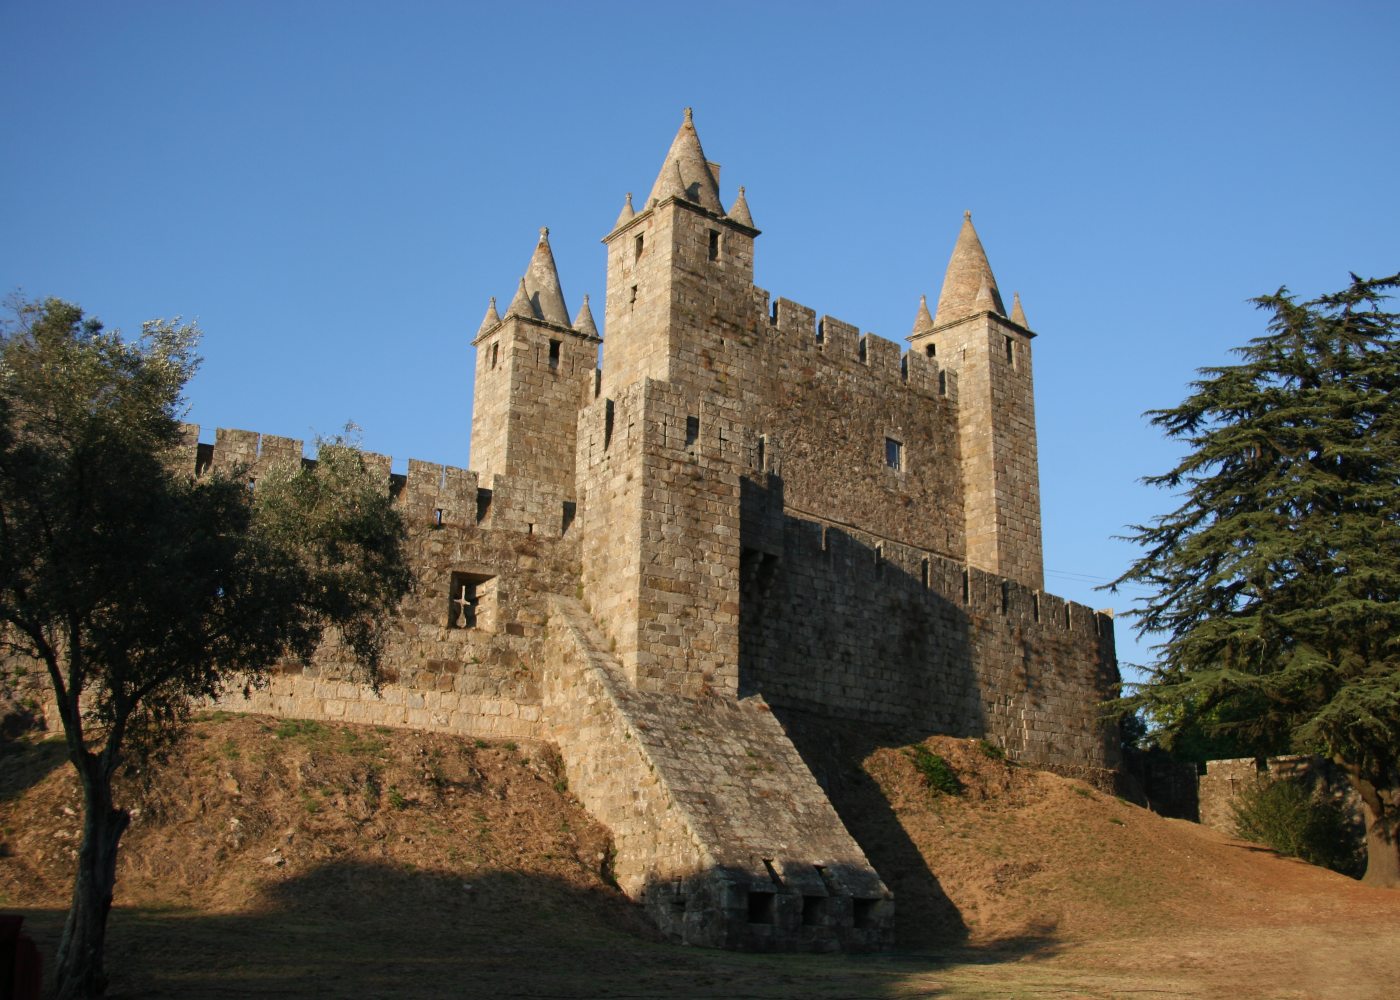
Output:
490,342,499,369
921,557,930,589
1033,592,1041,623
756,434,766,472
858,337,868,363
548,339,561,370
815,318,825,344
685,415,700,449
747,891,777,925
961,568,970,604
900,354,909,381
820,526,829,552
604,399,615,451
561,501,577,534
885,437,903,471
926,343,936,357
1005,335,1015,366
852,898,879,929
875,545,884,578
449,572,496,630
476,488,492,523
1064,604,1073,629
708,229,720,261
634,233,644,259
938,370,947,396
527,523,535,535
802,896,827,926
433,508,444,528
1000,580,1010,614
629,285,638,308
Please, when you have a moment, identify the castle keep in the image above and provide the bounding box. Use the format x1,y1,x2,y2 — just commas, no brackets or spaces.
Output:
195,110,1120,950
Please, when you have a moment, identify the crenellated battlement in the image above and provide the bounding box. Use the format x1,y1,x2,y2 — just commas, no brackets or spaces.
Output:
179,425,577,540
762,293,958,403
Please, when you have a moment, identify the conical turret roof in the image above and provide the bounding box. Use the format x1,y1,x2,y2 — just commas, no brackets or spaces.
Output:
573,294,599,338
476,296,500,338
646,108,723,213
613,192,635,231
506,278,533,319
910,294,935,338
933,211,1006,326
1010,292,1028,328
522,227,571,326
727,185,754,228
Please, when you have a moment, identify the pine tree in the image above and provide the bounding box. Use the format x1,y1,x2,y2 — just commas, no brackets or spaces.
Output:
1113,272,1400,885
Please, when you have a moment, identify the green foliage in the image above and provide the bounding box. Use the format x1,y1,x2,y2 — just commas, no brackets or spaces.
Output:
1231,779,1364,878
907,744,963,796
275,719,326,741
976,739,1007,761
1110,273,1400,880
387,785,408,810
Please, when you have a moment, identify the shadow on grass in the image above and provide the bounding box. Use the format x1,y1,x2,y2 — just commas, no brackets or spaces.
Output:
0,735,68,803
13,858,1062,1000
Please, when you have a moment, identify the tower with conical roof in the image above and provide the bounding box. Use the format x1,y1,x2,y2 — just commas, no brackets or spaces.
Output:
908,212,1043,589
470,227,601,494
599,107,761,399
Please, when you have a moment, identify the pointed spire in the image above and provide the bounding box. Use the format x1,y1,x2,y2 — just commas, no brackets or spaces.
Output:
1010,292,1028,328
727,185,754,228
911,294,935,338
573,294,599,338
933,211,1006,326
613,192,635,230
477,296,500,337
506,278,533,319
655,158,687,205
522,226,571,326
646,107,723,212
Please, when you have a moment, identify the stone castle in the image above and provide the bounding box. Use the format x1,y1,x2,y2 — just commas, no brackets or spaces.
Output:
184,110,1119,950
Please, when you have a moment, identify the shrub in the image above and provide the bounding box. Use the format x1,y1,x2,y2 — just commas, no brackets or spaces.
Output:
1231,777,1364,878
908,745,963,796
977,739,1007,761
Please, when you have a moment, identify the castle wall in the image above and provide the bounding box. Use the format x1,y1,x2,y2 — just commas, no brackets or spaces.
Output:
578,380,745,697
739,504,1119,778
179,428,581,742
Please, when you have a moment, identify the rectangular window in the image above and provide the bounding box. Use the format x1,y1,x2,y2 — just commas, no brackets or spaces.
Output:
548,339,561,369
708,229,720,261
685,415,700,448
1005,335,1015,366
449,572,496,630
635,233,644,259
490,342,499,369
885,437,903,471
926,343,936,357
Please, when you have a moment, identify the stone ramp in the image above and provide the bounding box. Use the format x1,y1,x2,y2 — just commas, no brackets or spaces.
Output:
542,595,892,950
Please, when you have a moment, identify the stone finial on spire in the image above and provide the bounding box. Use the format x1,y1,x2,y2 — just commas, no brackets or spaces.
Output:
727,185,754,228
1010,292,1028,328
911,294,936,337
614,192,635,230
506,278,533,319
573,293,599,338
646,108,723,213
521,226,571,326
477,296,501,338
933,211,1006,326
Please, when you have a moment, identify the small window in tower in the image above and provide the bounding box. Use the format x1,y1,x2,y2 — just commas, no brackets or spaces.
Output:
885,437,903,471
629,285,638,309
756,434,766,472
549,339,561,369
925,343,936,358
708,229,720,261
635,233,644,259
490,342,499,369
685,415,700,449
1005,335,1015,366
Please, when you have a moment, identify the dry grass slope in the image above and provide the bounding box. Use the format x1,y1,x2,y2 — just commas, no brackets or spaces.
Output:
3,714,1399,999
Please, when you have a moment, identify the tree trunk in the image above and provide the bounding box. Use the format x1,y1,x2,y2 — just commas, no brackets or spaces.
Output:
52,766,130,999
1351,776,1400,888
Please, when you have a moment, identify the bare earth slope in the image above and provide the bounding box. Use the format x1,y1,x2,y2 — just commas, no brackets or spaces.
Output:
3,714,1399,999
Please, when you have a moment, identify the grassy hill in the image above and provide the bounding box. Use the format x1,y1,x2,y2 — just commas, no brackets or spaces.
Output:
3,713,1398,999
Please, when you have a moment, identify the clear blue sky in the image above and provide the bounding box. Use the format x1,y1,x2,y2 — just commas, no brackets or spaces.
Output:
4,1,1396,677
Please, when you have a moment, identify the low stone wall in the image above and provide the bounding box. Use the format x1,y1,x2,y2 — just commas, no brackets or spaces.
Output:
1198,755,1363,836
